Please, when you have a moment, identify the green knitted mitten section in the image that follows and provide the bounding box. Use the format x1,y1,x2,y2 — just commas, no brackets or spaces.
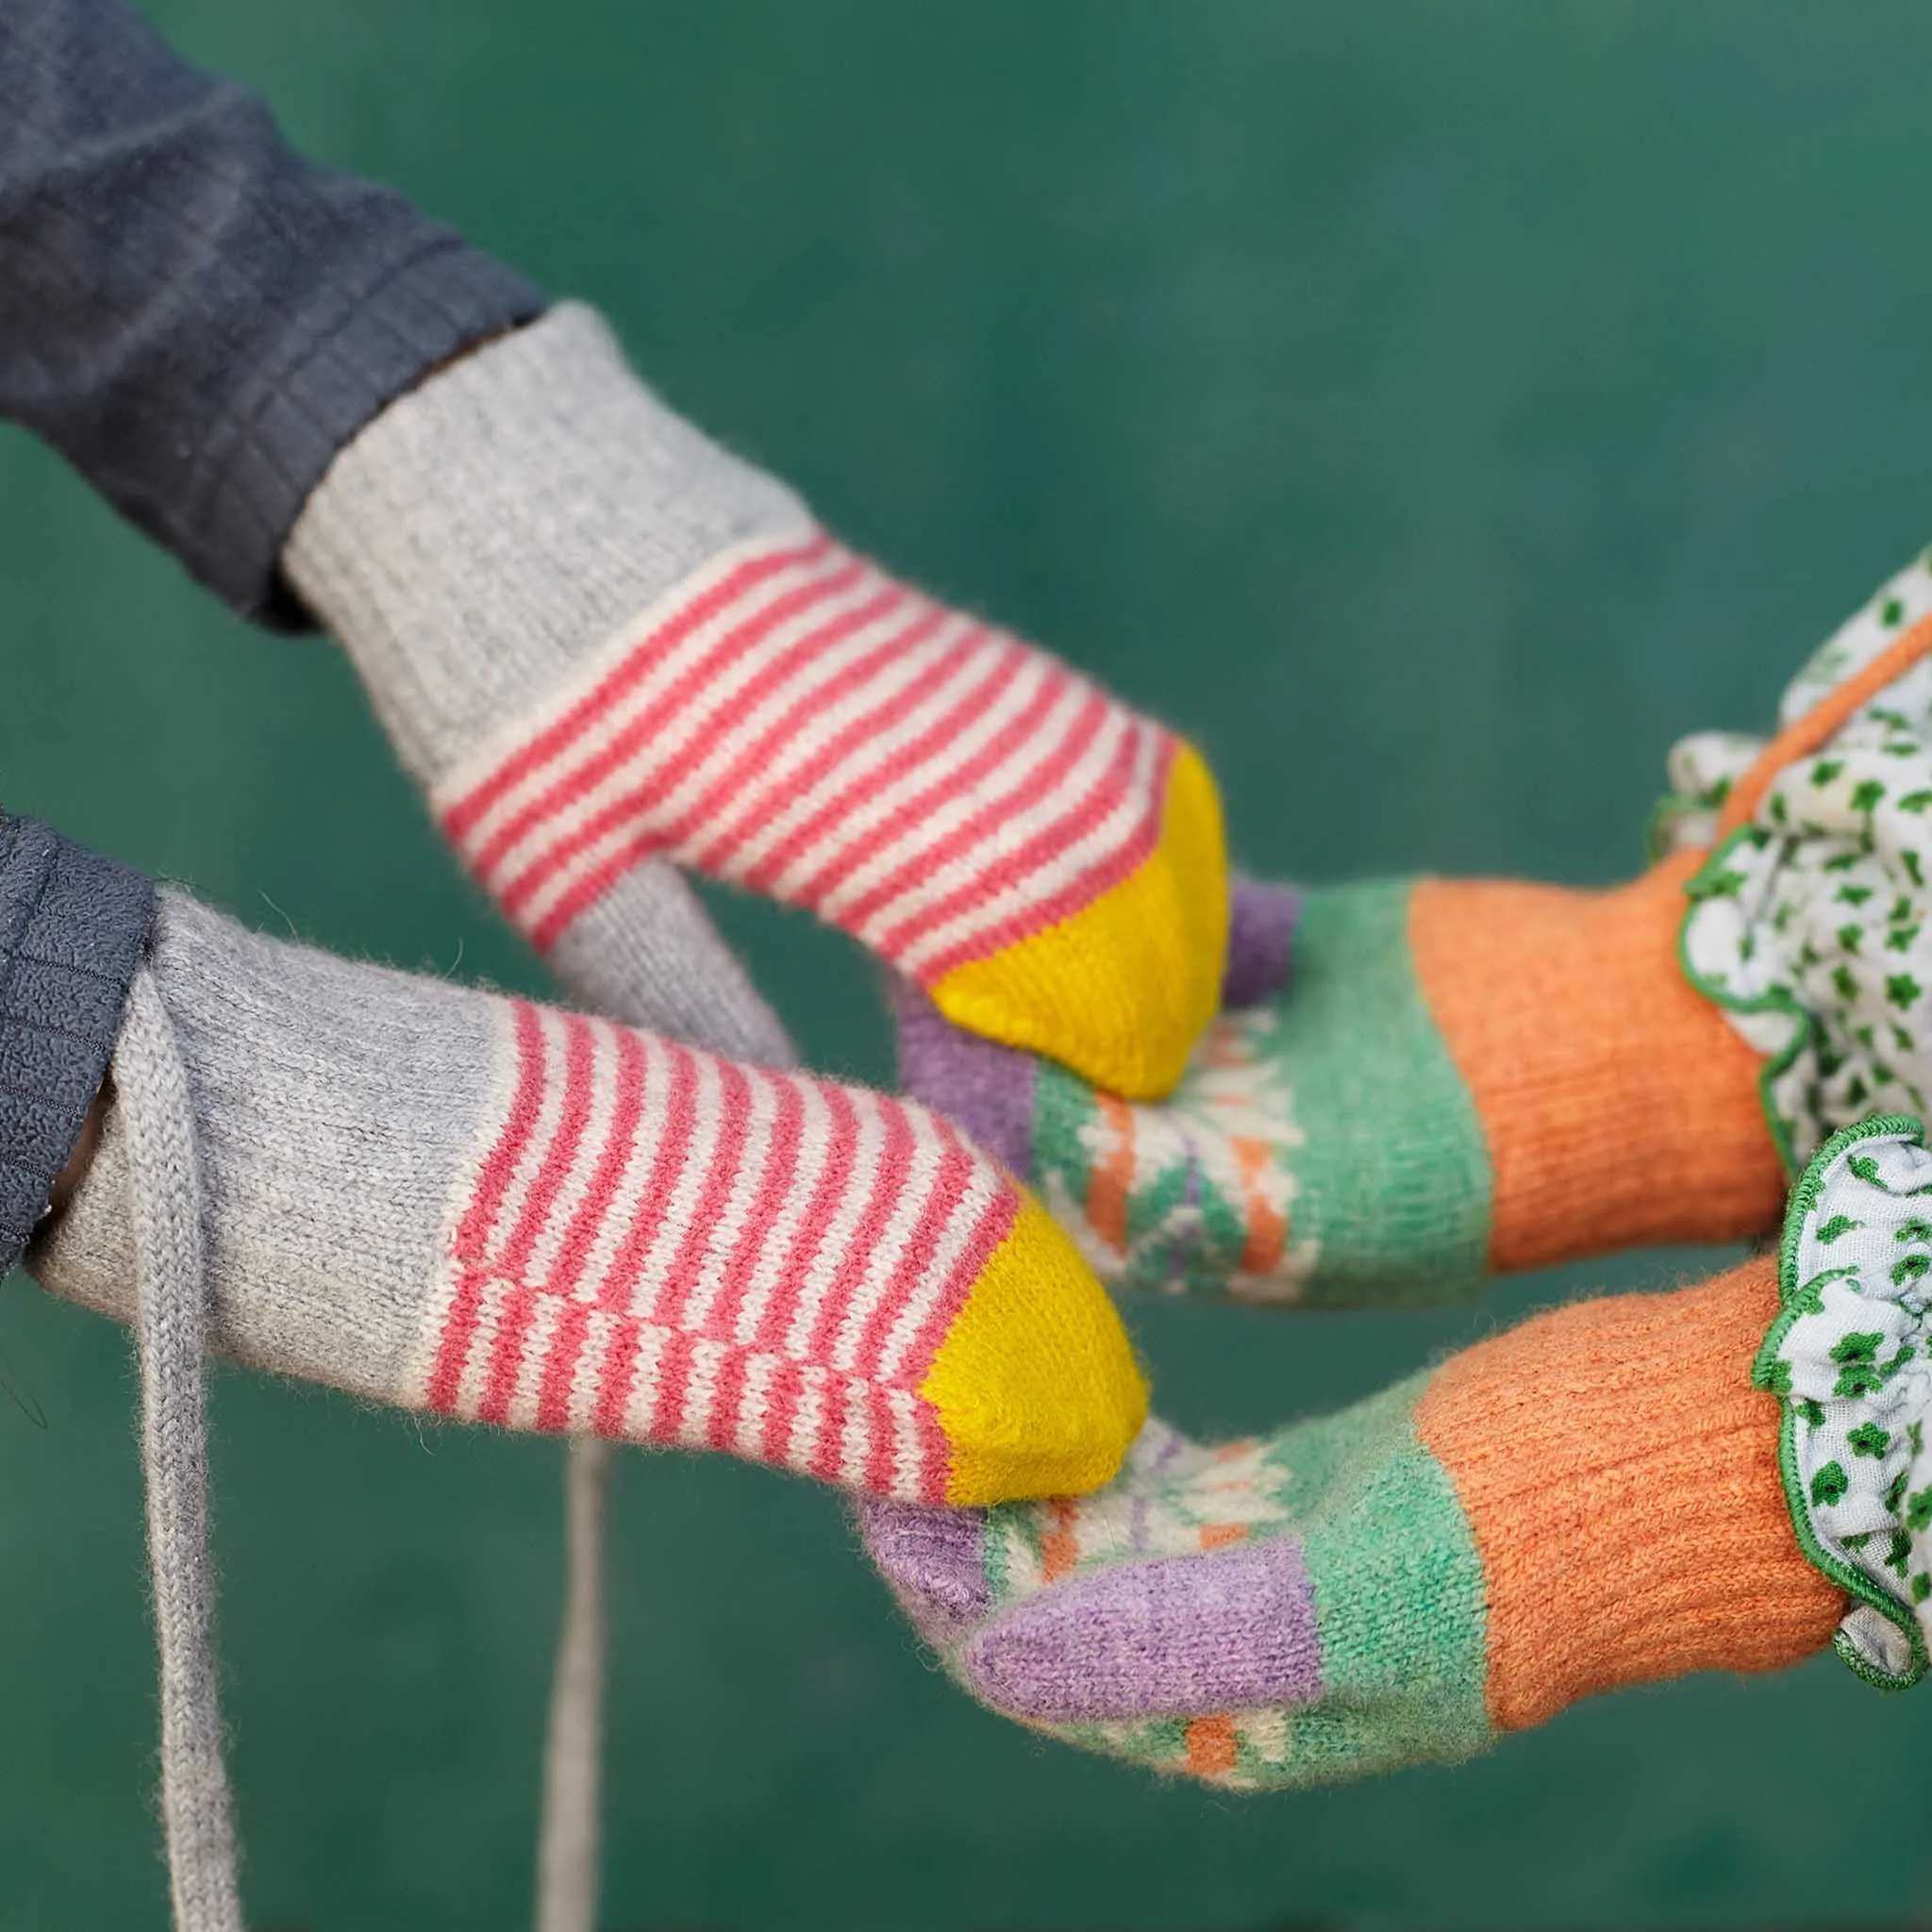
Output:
1029,880,1493,1307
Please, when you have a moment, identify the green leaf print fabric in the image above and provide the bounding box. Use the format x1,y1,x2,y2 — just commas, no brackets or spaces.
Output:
1677,548,1932,1169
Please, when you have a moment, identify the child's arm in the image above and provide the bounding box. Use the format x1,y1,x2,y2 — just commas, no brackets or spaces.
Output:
0,0,791,1062
0,0,538,624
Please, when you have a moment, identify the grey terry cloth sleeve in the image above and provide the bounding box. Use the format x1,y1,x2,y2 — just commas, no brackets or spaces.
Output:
0,0,543,627
0,812,156,1273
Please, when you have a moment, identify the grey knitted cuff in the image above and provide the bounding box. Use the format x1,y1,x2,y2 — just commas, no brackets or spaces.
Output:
0,815,155,1271
282,301,810,782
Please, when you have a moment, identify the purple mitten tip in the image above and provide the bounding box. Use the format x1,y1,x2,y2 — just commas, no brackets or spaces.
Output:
888,974,1038,1177
1224,875,1302,1009
855,1497,993,1648
959,1535,1324,1723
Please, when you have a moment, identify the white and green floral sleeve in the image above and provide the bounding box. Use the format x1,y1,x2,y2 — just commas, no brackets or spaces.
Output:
1757,1115,1932,1689
1673,549,1932,1170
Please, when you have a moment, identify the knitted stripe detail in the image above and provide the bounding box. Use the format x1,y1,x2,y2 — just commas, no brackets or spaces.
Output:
1292,1387,1492,1778
433,531,1176,979
1408,858,1785,1273
1264,882,1491,1302
1415,1257,1843,1731
412,998,1015,1501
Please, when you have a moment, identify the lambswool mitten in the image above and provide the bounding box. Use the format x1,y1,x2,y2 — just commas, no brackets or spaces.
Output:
897,859,1782,1305
280,304,1227,1101
894,549,1932,1306
34,887,1147,1507
859,1247,1826,1786
861,1115,1932,1790
7,818,1139,1929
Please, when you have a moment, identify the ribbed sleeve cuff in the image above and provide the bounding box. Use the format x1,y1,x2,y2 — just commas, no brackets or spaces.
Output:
0,816,155,1272
197,242,544,630
0,0,545,632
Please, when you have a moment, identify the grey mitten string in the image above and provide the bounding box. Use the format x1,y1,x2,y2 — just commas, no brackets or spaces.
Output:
535,1436,612,1932
533,922,795,1932
120,963,246,1932
531,1000,793,1932
120,950,626,1932
122,947,617,1932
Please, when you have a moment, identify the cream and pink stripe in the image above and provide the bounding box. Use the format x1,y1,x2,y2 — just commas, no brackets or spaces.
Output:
412,998,1018,1501
434,532,1177,978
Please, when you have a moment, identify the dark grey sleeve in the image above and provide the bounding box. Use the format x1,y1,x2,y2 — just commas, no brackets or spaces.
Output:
0,0,544,628
0,816,154,1274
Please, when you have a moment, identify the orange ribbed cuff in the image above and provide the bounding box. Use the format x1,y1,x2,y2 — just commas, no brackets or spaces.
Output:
1408,854,1788,1274
1416,1257,1845,1731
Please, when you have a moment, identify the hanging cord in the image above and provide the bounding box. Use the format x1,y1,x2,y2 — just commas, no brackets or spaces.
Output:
119,936,604,1932
118,964,246,1932
126,923,604,1932
535,1435,611,1932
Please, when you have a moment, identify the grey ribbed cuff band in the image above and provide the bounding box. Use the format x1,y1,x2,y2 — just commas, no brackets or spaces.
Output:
0,815,155,1272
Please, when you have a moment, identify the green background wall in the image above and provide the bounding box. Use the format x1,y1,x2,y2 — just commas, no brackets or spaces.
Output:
2,3,1929,1924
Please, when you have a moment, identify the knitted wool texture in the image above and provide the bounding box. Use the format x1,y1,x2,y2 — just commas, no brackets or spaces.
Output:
32,889,1146,1507
281,304,1227,1100
118,966,242,1930
897,865,1786,1306
861,1257,1843,1790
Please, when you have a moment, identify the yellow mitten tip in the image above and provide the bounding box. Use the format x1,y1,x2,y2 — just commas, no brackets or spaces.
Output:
921,1195,1148,1506
928,741,1228,1100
